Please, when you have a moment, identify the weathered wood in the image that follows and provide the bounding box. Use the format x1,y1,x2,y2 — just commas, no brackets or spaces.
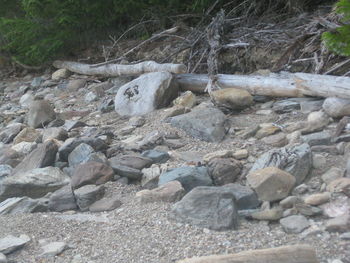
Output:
175,72,350,99
177,245,319,263
53,60,187,77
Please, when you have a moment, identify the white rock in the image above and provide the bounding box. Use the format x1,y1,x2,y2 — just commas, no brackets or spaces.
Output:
40,241,66,257
11,141,37,154
323,97,350,118
0,235,30,255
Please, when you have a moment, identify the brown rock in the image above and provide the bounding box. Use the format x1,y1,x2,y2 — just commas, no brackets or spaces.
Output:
255,125,280,139
251,208,283,221
208,158,242,186
135,181,185,203
13,127,40,144
327,178,350,194
89,197,122,212
27,100,56,128
71,161,114,189
247,167,296,202
326,214,350,233
304,192,331,206
211,88,253,110
262,132,287,147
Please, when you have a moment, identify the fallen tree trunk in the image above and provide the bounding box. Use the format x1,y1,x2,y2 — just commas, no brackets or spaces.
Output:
53,60,187,76
175,72,350,99
177,245,319,263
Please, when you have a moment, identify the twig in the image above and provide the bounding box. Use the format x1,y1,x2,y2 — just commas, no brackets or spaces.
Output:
325,58,350,75
90,27,179,68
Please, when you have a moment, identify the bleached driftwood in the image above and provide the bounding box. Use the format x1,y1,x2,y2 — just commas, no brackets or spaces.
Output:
175,72,350,99
177,245,319,263
53,60,187,76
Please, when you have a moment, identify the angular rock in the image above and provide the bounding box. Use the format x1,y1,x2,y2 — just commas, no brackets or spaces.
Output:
273,100,300,113
280,215,310,234
255,124,280,139
136,181,185,203
89,197,122,212
13,127,40,145
327,178,350,194
158,166,212,192
141,165,162,189
261,132,287,147
222,183,260,210
62,120,86,131
300,100,324,113
115,72,177,116
68,143,94,167
301,131,332,146
141,150,170,163
52,68,71,80
169,106,228,142
42,127,68,142
208,158,242,186
40,242,66,257
11,141,37,155
0,147,23,167
172,186,239,230
58,137,108,162
0,235,30,255
85,91,98,103
71,161,114,189
211,88,253,111
322,167,344,184
323,97,350,118
301,111,331,134
128,116,146,127
74,184,105,211
11,140,58,176
27,100,56,128
0,123,23,144
19,92,34,108
48,185,77,212
247,167,296,202
250,143,312,185
0,167,70,202
0,165,12,180
109,155,153,170
280,196,303,209
0,196,49,215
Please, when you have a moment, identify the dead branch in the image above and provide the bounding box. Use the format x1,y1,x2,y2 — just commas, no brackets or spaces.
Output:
53,60,187,76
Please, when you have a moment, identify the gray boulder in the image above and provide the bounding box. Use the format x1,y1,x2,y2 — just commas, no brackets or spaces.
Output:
48,185,77,212
108,155,153,170
208,158,242,185
169,105,228,142
250,143,312,185
141,150,170,163
74,184,105,211
172,186,239,230
280,215,310,234
0,123,23,144
115,72,178,116
68,143,106,167
0,167,70,202
27,100,56,128
222,183,260,210
158,166,212,192
0,196,49,215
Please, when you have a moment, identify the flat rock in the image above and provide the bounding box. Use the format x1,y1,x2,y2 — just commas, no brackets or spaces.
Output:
13,127,40,144
211,88,253,111
11,140,58,176
0,166,70,202
74,184,105,211
261,132,287,147
207,158,242,185
247,167,296,202
301,131,332,146
300,100,324,113
141,150,170,163
89,197,122,212
136,181,185,203
250,143,312,185
158,166,212,192
280,215,310,234
42,127,68,142
304,192,331,206
109,155,153,170
169,106,228,142
115,72,177,116
40,242,66,257
325,214,350,233
323,97,350,118
49,185,78,212
0,235,30,255
27,100,56,128
0,123,23,144
322,167,344,184
71,161,114,189
251,208,283,221
0,196,49,215
172,186,239,231
110,164,142,180
273,100,300,113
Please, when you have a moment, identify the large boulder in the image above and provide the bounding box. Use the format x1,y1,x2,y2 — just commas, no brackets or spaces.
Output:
211,88,253,111
74,184,105,211
27,100,56,128
158,166,212,192
0,167,70,202
168,105,228,142
323,97,350,118
222,183,260,210
68,143,107,167
171,186,239,230
247,167,296,202
48,185,77,212
250,143,312,185
114,72,178,116
11,140,58,176
71,161,114,189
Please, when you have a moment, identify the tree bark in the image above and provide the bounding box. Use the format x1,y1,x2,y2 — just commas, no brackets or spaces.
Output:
175,72,350,99
177,245,319,263
53,60,187,76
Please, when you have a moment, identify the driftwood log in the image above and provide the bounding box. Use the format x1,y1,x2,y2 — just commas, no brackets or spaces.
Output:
52,60,187,76
177,245,319,263
175,72,350,99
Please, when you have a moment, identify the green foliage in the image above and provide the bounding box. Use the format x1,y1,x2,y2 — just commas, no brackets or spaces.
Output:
323,0,350,56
